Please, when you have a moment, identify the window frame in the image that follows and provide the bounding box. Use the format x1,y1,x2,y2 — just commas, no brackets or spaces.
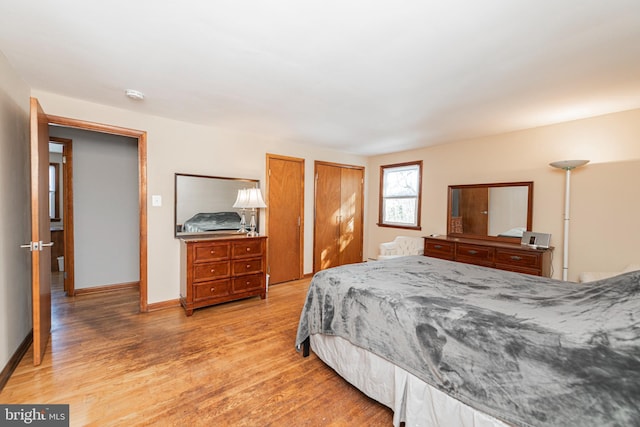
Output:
377,160,423,230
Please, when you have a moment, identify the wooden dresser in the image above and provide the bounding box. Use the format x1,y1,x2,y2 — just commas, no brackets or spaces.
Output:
180,235,267,316
423,235,553,277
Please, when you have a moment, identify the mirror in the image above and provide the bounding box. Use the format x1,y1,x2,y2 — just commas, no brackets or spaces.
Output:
447,181,533,241
174,173,260,238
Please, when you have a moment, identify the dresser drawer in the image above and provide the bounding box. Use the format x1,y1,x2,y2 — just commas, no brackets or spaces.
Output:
495,249,541,270
232,239,263,259
232,274,264,293
193,242,230,262
495,264,541,276
456,244,494,266
193,279,231,301
193,261,230,282
232,258,263,276
424,240,455,260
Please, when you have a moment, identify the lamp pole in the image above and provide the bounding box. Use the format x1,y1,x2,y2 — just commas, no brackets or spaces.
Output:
549,160,589,281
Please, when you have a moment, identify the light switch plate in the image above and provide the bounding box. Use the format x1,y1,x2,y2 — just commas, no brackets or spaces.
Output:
152,195,162,207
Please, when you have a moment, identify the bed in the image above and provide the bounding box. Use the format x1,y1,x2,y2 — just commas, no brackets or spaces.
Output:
181,211,242,233
295,256,640,427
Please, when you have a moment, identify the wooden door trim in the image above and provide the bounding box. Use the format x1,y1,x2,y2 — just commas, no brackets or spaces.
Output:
265,153,305,281
49,136,74,296
47,115,148,312
315,160,365,171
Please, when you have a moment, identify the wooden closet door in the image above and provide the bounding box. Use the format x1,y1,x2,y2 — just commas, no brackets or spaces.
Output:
266,155,304,284
314,162,364,272
339,167,363,265
314,164,342,271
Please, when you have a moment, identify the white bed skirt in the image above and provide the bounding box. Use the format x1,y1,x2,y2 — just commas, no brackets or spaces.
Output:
310,334,510,427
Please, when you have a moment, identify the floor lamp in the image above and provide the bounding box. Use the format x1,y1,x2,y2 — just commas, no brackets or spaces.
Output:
549,160,589,281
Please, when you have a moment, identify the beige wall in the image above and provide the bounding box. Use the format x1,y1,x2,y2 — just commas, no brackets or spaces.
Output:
0,52,32,369
27,91,640,303
366,108,640,281
32,90,367,303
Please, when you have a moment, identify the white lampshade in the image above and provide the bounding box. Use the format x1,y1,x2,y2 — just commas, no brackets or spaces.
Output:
549,160,589,170
244,188,267,209
232,189,249,208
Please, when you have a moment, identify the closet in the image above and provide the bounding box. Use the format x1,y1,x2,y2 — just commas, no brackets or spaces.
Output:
314,161,364,272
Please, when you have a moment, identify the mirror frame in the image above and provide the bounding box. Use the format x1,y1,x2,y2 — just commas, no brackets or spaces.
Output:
174,173,260,238
447,181,533,242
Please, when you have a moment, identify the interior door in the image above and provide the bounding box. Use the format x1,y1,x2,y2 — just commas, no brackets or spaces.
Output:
29,97,52,366
338,167,364,266
460,187,489,236
266,155,304,284
314,164,341,271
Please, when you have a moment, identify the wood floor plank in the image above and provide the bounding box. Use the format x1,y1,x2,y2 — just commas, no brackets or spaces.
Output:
1,273,393,426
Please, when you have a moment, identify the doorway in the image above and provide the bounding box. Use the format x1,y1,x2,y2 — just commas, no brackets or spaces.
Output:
48,136,73,295
46,114,148,312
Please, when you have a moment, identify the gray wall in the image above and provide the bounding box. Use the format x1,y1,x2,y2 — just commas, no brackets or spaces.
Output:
48,127,139,289
0,53,32,371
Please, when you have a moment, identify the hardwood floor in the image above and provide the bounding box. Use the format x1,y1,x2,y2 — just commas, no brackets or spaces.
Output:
1,273,393,426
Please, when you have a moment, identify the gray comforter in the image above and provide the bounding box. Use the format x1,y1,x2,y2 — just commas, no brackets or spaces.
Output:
295,256,640,427
182,211,241,233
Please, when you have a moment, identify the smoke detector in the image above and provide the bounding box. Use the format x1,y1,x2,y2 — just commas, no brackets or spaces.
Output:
125,89,145,101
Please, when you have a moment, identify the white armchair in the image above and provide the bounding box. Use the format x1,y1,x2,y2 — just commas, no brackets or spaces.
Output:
378,236,424,260
579,264,640,283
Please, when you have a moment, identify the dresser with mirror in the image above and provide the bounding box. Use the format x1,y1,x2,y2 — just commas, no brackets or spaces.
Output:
424,181,553,277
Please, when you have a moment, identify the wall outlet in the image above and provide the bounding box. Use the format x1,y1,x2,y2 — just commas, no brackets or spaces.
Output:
152,195,162,207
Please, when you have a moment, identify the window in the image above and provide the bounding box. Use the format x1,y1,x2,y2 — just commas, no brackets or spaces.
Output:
49,163,60,220
378,161,422,229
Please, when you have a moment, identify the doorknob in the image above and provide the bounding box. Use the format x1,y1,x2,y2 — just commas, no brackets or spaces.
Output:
19,241,54,251
481,211,488,214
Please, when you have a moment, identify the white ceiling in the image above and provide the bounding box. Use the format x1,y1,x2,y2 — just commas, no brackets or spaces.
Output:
1,0,639,155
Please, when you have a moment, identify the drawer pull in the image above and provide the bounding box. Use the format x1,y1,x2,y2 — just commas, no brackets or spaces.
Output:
210,287,215,292
210,250,214,254
246,264,251,268
210,269,215,273
434,245,442,249
510,256,522,261
246,247,251,252
468,250,478,255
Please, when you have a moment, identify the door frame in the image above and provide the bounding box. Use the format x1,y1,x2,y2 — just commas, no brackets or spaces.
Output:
49,136,74,295
46,115,148,312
